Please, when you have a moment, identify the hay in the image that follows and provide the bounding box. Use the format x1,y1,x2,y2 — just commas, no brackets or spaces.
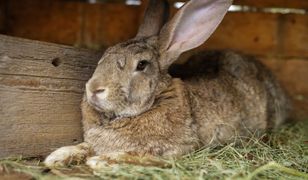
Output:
1,121,307,180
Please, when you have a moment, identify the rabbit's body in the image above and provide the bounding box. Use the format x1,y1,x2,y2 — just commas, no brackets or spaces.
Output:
173,51,289,145
81,50,289,157
44,0,290,168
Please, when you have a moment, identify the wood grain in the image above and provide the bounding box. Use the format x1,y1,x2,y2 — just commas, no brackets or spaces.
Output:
82,3,141,49
168,0,308,9
5,0,83,46
259,57,308,120
0,35,102,158
173,12,308,58
4,1,308,58
233,0,308,9
280,14,308,57
203,12,279,56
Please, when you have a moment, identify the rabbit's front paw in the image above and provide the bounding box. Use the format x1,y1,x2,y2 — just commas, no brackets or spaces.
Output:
44,146,76,167
86,152,169,170
44,144,89,167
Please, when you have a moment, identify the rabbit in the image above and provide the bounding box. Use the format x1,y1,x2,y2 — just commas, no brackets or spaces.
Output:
44,0,290,169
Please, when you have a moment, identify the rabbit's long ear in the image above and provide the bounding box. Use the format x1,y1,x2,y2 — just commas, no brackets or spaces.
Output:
159,0,232,69
136,0,169,38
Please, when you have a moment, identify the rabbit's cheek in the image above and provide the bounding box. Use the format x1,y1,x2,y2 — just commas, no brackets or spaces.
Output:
130,78,152,101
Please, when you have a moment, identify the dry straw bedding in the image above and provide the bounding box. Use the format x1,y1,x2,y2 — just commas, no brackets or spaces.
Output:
0,121,307,180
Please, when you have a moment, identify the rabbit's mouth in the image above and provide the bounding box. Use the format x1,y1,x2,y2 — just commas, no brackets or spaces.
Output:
87,96,112,112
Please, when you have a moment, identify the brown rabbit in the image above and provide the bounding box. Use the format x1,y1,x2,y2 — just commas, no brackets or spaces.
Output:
44,0,290,169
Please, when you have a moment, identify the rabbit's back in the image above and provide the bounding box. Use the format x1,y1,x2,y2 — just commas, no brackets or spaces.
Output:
169,51,290,146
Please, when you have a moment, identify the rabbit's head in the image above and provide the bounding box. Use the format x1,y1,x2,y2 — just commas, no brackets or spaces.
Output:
86,0,232,118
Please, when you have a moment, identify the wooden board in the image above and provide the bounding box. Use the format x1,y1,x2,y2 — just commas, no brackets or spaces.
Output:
4,0,142,48
3,0,308,58
259,57,308,120
233,0,308,9
280,14,308,57
4,0,83,46
82,3,141,49
0,35,102,158
168,0,308,9
203,12,279,57
168,12,308,58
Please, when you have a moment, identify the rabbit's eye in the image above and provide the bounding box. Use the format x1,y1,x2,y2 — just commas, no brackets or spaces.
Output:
136,60,149,71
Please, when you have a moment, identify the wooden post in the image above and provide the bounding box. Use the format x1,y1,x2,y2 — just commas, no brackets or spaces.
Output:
0,35,102,158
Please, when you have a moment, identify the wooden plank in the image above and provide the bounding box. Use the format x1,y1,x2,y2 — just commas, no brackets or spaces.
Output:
0,35,101,158
168,0,308,9
233,0,308,9
4,1,308,58
259,57,308,120
280,14,308,57
190,12,308,58
68,0,308,9
0,34,101,80
202,12,279,57
4,0,143,49
82,3,141,49
5,0,83,45
0,89,82,157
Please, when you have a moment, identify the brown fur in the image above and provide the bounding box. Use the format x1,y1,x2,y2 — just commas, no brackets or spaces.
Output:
81,50,289,157
82,78,199,157
44,0,290,168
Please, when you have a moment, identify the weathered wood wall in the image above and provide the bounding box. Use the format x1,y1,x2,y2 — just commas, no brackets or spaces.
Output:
3,0,308,54
0,0,307,157
0,35,102,157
